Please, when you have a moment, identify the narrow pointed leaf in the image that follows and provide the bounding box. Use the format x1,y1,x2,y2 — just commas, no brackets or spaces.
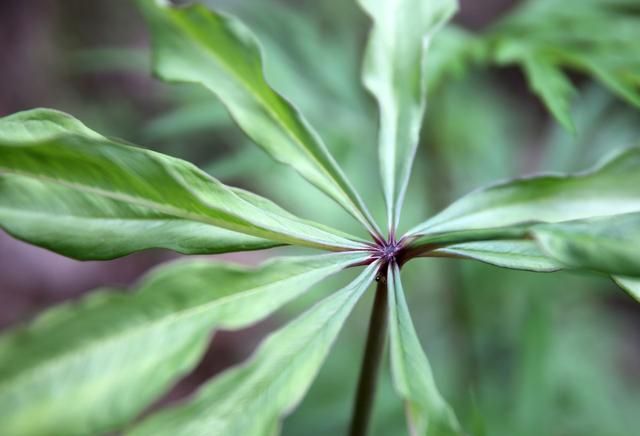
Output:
533,212,640,276
614,276,640,302
0,252,366,436
358,0,458,227
0,174,279,259
387,263,462,435
129,262,378,436
137,0,379,235
0,110,367,253
409,147,640,240
431,240,563,272
520,55,576,132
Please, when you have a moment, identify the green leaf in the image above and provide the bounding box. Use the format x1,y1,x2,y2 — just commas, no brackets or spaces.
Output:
129,262,378,436
0,252,365,436
430,240,564,272
387,263,462,435
0,108,104,142
533,213,640,276
520,55,577,132
0,173,280,259
137,0,379,236
358,0,458,227
415,214,640,277
0,109,367,253
408,147,640,240
492,41,577,132
614,276,640,302
489,0,640,125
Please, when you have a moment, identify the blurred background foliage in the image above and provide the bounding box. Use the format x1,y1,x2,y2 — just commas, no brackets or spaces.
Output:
1,0,639,435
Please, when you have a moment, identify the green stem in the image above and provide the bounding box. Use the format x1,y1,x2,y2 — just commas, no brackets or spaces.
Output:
348,271,389,436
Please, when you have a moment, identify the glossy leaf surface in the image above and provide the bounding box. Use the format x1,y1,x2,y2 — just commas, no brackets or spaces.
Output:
0,253,365,436
0,173,279,259
130,263,377,436
534,213,640,276
432,240,563,272
0,110,366,253
409,148,640,239
387,264,462,435
138,0,379,235
358,0,458,227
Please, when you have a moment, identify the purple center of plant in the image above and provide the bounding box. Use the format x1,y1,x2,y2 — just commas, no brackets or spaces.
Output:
375,238,401,264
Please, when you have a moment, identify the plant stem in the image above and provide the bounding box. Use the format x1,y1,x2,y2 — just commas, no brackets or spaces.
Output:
348,271,389,436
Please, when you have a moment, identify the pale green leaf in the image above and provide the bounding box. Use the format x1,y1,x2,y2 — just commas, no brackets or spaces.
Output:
129,262,378,436
358,0,458,227
0,174,278,259
137,0,379,236
0,108,104,142
614,276,640,302
0,109,367,253
0,252,366,436
533,212,640,276
408,147,640,240
431,240,563,272
387,263,462,436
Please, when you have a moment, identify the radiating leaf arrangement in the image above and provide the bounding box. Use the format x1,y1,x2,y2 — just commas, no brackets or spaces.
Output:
0,0,639,435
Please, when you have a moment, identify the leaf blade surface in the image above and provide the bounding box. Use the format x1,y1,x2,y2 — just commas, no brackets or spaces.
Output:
387,263,462,436
129,262,378,436
358,0,458,227
0,252,366,436
138,0,379,235
0,110,366,253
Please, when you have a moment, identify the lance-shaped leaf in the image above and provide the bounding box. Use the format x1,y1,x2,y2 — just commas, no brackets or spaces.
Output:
0,110,367,253
614,277,640,303
533,212,640,277
358,0,458,228
387,263,462,436
0,174,279,259
408,147,640,241
0,252,366,436
137,0,379,236
129,262,378,436
430,240,564,273
520,55,577,132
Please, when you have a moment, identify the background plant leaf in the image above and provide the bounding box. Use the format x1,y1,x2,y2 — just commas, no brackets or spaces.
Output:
0,252,366,436
387,263,462,435
129,262,378,436
518,55,577,132
357,0,458,229
137,0,379,236
428,0,640,129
